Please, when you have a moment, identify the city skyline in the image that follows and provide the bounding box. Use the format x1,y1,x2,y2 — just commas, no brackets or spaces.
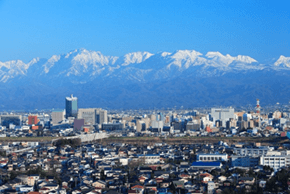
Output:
0,1,290,193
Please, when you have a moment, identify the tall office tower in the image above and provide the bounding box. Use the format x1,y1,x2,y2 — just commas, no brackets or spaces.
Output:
136,120,146,132
157,112,164,122
96,109,107,124
65,94,78,119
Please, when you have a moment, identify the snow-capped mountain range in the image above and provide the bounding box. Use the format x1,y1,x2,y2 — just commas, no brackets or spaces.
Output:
0,49,289,110
0,49,289,84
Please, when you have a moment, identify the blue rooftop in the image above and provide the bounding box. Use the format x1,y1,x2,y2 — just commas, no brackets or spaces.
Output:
191,161,221,167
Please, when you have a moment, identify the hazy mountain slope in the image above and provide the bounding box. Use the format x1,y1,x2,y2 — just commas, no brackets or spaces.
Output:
0,49,289,110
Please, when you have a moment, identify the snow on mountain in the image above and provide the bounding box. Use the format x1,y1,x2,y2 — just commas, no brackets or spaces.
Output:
161,52,171,57
120,51,153,66
68,49,117,76
205,52,257,66
274,55,290,68
27,57,40,66
168,50,205,69
72,49,114,66
0,59,40,82
0,49,288,84
235,55,257,63
205,51,234,67
43,55,61,73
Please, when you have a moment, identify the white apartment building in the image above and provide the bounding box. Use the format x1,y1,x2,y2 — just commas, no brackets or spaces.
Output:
233,146,272,156
197,153,228,162
138,154,160,164
260,155,286,170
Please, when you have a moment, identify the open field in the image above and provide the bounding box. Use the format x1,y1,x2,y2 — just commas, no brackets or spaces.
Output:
0,135,288,147
103,136,287,146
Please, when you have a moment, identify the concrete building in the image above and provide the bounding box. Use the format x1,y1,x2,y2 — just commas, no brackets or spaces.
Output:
248,120,254,128
0,115,22,127
238,120,248,130
231,156,260,167
186,121,200,131
197,154,228,162
137,120,146,132
151,120,163,132
78,108,107,125
260,155,286,170
102,123,123,131
233,146,271,156
210,108,235,127
65,94,78,118
138,154,160,164
51,110,65,125
226,118,236,129
74,119,85,131
28,115,38,125
172,121,183,131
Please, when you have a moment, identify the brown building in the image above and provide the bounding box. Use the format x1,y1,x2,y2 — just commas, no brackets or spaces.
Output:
28,116,38,125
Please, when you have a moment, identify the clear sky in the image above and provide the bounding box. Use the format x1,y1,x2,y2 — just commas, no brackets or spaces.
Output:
0,0,289,63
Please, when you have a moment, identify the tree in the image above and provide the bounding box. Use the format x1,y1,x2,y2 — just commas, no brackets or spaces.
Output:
100,170,106,181
53,138,81,148
211,169,219,177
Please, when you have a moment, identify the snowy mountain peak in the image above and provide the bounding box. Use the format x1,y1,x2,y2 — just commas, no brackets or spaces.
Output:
205,51,224,58
72,50,111,66
161,52,172,57
28,57,40,65
0,48,288,84
65,49,79,58
0,59,27,70
274,55,290,67
121,51,153,66
235,55,257,63
205,52,257,66
168,50,204,69
205,51,235,66
43,55,61,73
172,50,202,59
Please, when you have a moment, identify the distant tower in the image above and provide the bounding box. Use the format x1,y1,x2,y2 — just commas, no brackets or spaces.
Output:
256,99,260,114
256,99,261,127
65,94,78,119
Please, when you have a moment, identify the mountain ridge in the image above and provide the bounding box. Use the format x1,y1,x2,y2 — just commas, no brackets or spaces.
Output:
0,49,287,84
0,49,289,110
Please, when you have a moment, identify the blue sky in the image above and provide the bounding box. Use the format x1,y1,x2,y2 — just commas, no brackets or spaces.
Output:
0,0,289,63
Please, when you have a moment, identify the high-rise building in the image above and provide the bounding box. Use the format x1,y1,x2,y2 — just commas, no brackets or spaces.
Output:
136,120,146,132
65,94,78,119
28,115,38,125
96,109,107,124
78,108,107,125
210,108,235,127
51,109,65,125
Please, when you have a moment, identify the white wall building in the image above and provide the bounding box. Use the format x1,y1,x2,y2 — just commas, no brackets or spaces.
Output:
197,154,228,162
260,155,286,170
138,154,160,164
233,146,272,156
210,108,235,127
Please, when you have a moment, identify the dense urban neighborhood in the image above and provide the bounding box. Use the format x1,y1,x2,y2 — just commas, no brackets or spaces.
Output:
2,0,289,193
0,96,290,193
